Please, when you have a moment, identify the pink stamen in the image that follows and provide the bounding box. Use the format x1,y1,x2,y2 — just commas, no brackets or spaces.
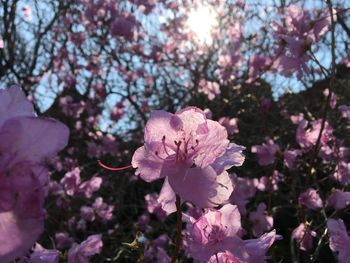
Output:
98,160,133,171
175,140,182,162
162,135,171,157
154,151,167,161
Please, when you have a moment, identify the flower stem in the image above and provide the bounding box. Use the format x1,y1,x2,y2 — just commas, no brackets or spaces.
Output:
170,195,182,263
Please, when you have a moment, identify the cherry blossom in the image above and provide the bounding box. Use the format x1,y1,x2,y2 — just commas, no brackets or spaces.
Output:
251,139,279,166
67,234,103,263
291,223,316,251
132,107,245,209
298,188,323,210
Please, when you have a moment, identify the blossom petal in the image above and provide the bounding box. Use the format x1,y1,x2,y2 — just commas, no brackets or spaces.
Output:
0,117,69,167
244,230,280,263
157,178,176,214
0,210,44,262
212,143,245,174
132,146,165,182
144,110,178,147
219,204,242,237
166,162,232,208
193,120,229,168
0,86,34,128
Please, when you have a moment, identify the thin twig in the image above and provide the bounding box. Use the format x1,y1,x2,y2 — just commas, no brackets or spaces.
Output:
170,195,182,263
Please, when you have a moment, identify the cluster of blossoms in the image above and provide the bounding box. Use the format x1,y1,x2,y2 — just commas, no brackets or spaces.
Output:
1,0,350,262
183,204,279,262
271,5,332,79
131,107,281,261
249,88,350,262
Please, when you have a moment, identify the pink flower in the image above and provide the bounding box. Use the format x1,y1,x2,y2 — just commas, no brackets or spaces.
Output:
198,79,221,100
30,244,59,263
208,250,241,263
132,107,245,209
92,197,114,222
67,235,103,263
111,15,136,40
184,204,242,261
144,234,170,262
55,232,74,250
110,102,124,121
298,188,323,210
283,149,301,169
271,5,331,79
296,119,333,150
242,230,281,263
203,108,213,119
80,206,95,222
0,86,69,262
247,55,271,83
78,176,103,198
251,139,279,166
333,162,350,186
229,174,257,214
144,193,167,221
291,223,316,251
290,113,304,125
249,203,274,237
256,171,284,192
219,117,239,135
327,190,350,210
327,219,350,263
60,167,81,196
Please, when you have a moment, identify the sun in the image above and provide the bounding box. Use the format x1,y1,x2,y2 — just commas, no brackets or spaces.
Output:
186,5,218,45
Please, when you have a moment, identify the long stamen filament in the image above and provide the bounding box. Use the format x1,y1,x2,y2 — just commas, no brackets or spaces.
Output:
98,160,133,171
162,136,172,157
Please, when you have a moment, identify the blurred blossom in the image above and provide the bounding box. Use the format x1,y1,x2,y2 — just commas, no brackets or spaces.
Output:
67,235,103,263
229,174,257,214
327,190,350,210
252,139,279,166
333,161,350,186
144,193,167,221
219,117,239,135
60,167,81,196
80,206,95,222
78,176,103,198
291,223,316,251
55,232,74,250
298,188,323,210
249,203,274,237
283,149,301,169
198,79,221,100
29,244,59,263
203,108,213,119
92,197,114,222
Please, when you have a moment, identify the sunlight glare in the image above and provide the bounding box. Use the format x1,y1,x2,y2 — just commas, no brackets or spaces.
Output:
186,5,218,45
